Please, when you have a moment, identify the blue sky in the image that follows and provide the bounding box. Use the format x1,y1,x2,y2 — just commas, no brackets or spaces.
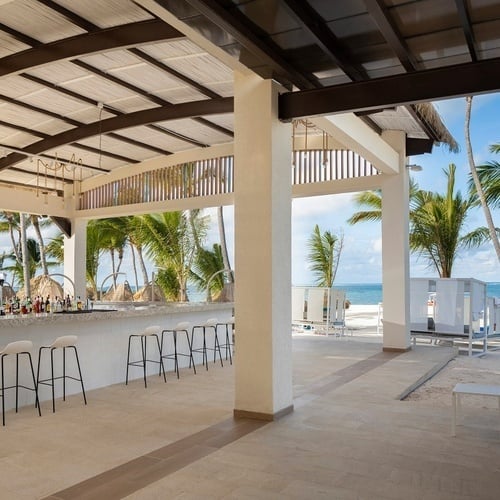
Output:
289,93,500,285
2,93,500,289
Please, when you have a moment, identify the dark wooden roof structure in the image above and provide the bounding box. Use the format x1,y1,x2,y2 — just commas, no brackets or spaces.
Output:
0,0,498,196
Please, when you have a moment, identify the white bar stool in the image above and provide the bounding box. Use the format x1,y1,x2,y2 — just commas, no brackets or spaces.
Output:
191,317,223,370
216,317,234,364
0,340,41,426
160,321,196,378
36,335,87,413
126,325,166,388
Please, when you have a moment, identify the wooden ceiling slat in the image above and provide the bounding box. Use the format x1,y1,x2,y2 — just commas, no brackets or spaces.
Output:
0,19,183,78
35,0,98,33
0,97,233,171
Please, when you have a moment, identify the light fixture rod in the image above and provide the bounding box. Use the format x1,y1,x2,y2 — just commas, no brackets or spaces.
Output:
0,144,111,173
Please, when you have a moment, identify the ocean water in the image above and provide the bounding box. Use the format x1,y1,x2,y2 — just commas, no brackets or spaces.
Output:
335,282,500,305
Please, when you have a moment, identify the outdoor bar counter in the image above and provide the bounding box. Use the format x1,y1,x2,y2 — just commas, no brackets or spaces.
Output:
0,302,233,411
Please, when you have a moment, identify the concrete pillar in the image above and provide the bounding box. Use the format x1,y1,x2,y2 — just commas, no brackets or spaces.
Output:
233,72,293,420
381,130,411,351
63,218,87,301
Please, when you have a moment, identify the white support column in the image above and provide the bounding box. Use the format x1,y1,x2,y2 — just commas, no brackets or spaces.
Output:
381,130,411,351
63,218,87,301
233,72,293,420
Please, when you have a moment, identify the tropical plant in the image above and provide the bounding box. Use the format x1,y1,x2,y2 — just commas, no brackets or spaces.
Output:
217,206,233,283
86,220,107,298
136,210,209,301
346,178,419,225
1,236,58,288
349,165,492,277
410,164,493,277
464,96,500,261
191,243,226,300
95,218,128,287
307,224,344,287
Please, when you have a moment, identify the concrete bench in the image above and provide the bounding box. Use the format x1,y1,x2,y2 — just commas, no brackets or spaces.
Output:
452,383,500,436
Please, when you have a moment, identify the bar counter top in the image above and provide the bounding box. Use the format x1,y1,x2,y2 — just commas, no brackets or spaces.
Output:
0,301,232,327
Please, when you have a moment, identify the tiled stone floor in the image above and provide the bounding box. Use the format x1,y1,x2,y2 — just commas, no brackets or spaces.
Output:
1,336,499,499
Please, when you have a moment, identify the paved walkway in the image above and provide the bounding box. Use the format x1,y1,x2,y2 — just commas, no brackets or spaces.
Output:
1,336,499,499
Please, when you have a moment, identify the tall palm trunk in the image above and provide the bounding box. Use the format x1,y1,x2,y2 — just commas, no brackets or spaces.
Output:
31,214,49,275
129,243,139,291
136,244,149,286
5,212,21,263
110,248,117,287
20,213,31,297
217,206,233,282
465,96,500,260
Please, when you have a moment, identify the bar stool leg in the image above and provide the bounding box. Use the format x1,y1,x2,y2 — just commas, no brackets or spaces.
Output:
202,328,208,369
50,348,56,412
173,331,179,378
154,334,167,382
27,353,41,417
185,330,196,374
213,326,224,367
226,324,233,364
126,335,133,385
15,353,19,413
141,336,147,388
71,346,87,405
1,356,5,426
62,347,67,401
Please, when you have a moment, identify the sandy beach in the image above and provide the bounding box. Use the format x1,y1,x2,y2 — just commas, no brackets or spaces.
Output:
294,303,500,406
293,303,383,341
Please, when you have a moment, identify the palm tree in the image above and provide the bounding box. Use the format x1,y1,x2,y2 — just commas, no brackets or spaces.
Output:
410,164,491,277
136,211,209,301
30,215,51,275
307,225,344,287
346,178,419,225
0,212,21,264
96,218,128,287
123,216,150,290
86,220,107,298
191,243,225,300
217,206,233,283
349,165,491,277
464,96,500,261
2,237,47,288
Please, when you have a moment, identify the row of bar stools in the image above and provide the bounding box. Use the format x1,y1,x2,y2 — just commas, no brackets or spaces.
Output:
217,317,234,365
191,317,224,370
160,322,196,379
36,335,87,413
126,325,167,388
0,340,41,426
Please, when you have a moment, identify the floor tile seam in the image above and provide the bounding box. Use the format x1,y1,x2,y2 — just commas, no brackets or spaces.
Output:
44,416,268,500
303,351,402,398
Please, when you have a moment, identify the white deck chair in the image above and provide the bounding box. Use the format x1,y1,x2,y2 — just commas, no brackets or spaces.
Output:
328,290,349,337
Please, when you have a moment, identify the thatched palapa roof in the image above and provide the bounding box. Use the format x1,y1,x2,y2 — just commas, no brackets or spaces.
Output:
102,281,134,302
133,284,165,302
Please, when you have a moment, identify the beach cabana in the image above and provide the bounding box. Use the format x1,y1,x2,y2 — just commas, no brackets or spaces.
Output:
410,278,488,356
